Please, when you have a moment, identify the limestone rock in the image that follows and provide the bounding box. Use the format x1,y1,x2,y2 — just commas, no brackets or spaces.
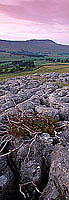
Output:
40,145,69,200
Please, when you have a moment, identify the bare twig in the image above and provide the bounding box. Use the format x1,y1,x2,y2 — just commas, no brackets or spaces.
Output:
32,181,42,195
9,120,35,136
56,123,69,130
0,138,12,153
0,134,9,142
19,184,26,199
0,130,9,135
19,181,42,197
0,142,24,158
0,136,11,147
24,135,37,164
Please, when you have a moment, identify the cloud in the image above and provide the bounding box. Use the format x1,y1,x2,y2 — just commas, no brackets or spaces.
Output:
0,0,69,44
0,0,69,25
0,0,19,5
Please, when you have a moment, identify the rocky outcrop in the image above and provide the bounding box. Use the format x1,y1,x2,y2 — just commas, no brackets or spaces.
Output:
40,145,69,200
0,156,16,200
0,73,69,200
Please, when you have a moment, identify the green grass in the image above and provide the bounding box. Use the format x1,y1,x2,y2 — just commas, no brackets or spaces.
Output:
0,56,23,62
0,71,34,82
35,64,69,74
0,64,69,82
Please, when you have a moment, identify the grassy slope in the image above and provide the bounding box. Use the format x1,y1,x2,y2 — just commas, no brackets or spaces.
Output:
0,64,69,81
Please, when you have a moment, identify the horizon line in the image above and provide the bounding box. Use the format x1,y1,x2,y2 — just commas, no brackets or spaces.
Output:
0,38,69,46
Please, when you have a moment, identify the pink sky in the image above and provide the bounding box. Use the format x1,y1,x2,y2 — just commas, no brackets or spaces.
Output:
0,0,69,44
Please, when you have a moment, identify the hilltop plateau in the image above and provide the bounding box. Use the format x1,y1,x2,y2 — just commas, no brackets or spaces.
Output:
0,39,69,55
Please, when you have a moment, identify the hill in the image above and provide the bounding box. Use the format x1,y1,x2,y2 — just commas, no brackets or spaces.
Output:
0,39,69,55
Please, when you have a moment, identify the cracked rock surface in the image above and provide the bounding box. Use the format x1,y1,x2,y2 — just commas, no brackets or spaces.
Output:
0,72,69,200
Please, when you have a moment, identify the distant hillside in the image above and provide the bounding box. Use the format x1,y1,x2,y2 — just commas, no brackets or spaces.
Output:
0,39,69,55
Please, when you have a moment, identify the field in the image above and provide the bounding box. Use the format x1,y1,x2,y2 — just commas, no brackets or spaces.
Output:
0,52,69,81
0,63,69,82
